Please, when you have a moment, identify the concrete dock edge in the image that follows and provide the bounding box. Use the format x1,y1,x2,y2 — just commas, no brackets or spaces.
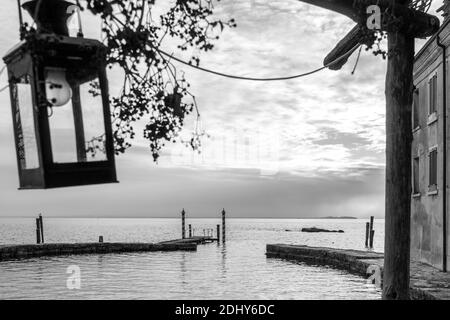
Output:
266,244,450,300
0,242,197,261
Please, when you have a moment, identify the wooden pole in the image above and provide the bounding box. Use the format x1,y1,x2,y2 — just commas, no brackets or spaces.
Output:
370,230,375,249
293,0,437,301
369,216,374,233
39,214,44,244
189,224,192,238
99,236,103,243
181,209,186,239
35,218,41,244
222,208,226,243
365,222,370,247
217,224,220,243
383,30,414,300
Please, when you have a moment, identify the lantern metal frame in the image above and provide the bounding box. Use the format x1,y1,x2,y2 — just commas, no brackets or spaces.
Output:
3,33,117,189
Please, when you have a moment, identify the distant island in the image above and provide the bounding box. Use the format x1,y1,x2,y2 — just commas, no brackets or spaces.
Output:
320,216,357,219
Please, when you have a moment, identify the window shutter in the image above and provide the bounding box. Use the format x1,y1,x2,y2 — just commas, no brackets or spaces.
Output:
413,89,419,128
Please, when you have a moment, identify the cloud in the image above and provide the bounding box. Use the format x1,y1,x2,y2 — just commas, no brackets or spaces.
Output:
0,0,440,218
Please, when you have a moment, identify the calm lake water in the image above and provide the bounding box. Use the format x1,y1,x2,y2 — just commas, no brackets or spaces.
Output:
0,218,384,299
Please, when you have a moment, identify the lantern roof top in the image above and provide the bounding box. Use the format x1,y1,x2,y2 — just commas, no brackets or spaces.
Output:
22,0,76,36
3,33,106,65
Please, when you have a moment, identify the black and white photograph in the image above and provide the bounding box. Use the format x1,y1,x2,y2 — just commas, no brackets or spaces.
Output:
0,0,449,311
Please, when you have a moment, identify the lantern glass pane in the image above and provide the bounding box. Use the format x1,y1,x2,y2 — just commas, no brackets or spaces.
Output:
46,67,107,163
47,67,78,163
79,78,107,162
15,77,39,169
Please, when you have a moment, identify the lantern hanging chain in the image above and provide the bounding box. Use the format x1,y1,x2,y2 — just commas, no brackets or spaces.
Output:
156,43,361,82
33,0,43,29
75,0,84,37
16,0,24,38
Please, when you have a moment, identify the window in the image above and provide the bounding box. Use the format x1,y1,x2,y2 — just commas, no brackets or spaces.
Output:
413,88,419,129
429,74,437,115
429,148,438,189
413,157,420,194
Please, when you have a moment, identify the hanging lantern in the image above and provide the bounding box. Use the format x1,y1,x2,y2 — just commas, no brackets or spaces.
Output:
3,0,117,189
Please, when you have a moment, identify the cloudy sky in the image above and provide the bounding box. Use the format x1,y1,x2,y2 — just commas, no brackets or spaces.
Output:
0,0,443,218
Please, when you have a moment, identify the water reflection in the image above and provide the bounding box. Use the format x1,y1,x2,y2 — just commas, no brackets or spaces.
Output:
220,243,227,278
180,252,188,288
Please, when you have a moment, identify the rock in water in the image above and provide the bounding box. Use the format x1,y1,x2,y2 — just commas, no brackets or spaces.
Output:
301,227,344,233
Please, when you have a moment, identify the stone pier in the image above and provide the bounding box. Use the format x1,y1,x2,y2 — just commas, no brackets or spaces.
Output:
0,241,196,261
266,244,450,300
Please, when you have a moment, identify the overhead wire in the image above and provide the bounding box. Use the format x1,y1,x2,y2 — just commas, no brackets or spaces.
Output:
157,43,362,81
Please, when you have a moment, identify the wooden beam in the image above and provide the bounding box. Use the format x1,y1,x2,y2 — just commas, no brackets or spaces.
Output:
354,0,439,38
296,0,355,19
323,25,361,70
298,0,439,37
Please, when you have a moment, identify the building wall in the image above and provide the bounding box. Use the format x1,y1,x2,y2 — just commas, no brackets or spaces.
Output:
411,24,450,270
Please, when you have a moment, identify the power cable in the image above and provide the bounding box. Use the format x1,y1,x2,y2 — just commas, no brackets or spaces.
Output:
157,44,361,81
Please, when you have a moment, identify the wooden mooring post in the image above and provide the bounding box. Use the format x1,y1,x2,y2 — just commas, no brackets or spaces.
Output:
369,217,375,249
365,222,370,247
35,218,41,244
221,208,226,243
217,224,220,243
38,214,44,243
189,224,192,238
99,236,104,243
369,216,374,234
370,230,375,249
181,209,186,239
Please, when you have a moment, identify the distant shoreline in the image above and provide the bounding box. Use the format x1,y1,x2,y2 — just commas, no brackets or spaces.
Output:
0,216,373,219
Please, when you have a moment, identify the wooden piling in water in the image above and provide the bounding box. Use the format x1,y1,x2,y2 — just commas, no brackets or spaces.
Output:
39,214,44,243
99,236,103,243
35,218,41,244
189,224,192,238
217,224,220,243
181,209,186,239
222,208,226,243
365,222,370,247
369,216,374,234
370,230,375,249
